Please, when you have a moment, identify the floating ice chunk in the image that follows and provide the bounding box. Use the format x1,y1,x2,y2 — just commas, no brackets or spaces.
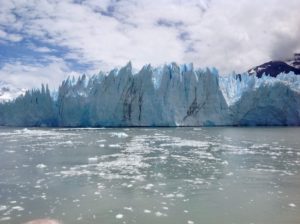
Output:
115,214,123,219
41,193,47,200
121,183,133,188
109,144,121,148
97,183,105,190
289,203,296,208
111,132,128,138
88,157,98,163
0,217,11,221
97,139,106,142
188,221,194,224
155,211,163,217
184,178,205,185
155,211,167,217
143,183,154,190
11,206,24,211
176,193,185,198
36,164,47,169
144,209,152,213
123,207,133,212
0,205,7,211
158,182,166,186
222,160,229,166
24,218,62,224
65,140,73,145
164,193,174,198
161,140,210,148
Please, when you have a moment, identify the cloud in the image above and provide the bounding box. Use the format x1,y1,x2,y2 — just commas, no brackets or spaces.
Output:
30,46,53,53
0,0,300,89
0,29,23,42
191,0,300,72
0,57,81,89
270,29,300,61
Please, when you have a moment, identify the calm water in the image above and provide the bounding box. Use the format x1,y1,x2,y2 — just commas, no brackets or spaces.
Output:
0,127,299,224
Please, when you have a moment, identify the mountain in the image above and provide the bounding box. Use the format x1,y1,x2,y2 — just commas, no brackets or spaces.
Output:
0,62,299,127
248,61,300,78
0,81,26,103
286,53,300,69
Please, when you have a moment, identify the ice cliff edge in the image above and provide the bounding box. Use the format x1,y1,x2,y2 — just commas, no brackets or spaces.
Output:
0,62,299,127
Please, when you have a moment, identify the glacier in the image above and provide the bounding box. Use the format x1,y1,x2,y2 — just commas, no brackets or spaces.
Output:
0,62,299,127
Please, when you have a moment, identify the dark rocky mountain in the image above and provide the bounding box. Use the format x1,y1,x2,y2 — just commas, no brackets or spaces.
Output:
248,61,300,78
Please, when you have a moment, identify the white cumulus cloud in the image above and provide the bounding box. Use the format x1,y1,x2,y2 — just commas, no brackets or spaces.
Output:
0,0,300,89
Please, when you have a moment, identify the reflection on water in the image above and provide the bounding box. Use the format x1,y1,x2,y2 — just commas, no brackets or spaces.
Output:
0,127,299,224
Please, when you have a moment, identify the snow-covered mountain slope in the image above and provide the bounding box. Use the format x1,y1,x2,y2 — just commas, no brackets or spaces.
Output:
0,81,26,103
0,62,299,127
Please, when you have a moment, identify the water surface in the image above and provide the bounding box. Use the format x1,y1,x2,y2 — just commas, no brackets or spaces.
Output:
0,127,299,224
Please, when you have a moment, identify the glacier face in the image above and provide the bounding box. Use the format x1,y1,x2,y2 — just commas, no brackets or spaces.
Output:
56,62,231,127
238,74,300,125
0,63,299,127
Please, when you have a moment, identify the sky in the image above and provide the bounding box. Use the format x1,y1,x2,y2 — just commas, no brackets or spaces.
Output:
0,0,300,89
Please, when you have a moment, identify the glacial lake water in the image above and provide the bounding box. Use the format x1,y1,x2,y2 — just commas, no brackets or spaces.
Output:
0,127,299,224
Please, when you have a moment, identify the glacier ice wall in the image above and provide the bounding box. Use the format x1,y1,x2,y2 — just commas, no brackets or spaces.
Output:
0,63,299,127
228,73,300,126
56,62,231,127
0,85,57,126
